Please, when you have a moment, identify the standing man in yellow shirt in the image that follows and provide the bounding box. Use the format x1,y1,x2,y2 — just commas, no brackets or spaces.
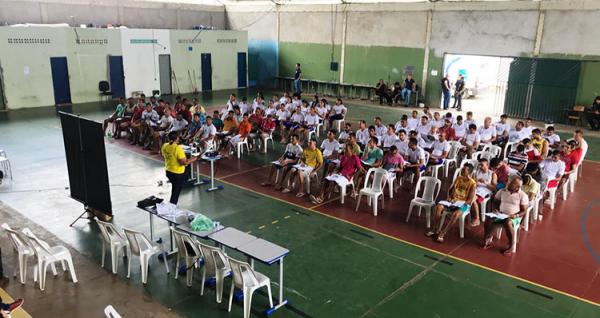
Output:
161,132,198,204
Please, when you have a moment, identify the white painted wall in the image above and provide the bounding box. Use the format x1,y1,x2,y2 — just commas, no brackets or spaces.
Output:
120,28,171,96
541,10,600,56
429,10,539,57
346,11,428,48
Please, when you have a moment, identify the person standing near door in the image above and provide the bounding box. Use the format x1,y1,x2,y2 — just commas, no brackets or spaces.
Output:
161,132,198,205
452,74,465,111
294,63,302,95
441,74,451,110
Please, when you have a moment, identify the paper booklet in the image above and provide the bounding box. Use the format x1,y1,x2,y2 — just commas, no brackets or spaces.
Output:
439,200,466,207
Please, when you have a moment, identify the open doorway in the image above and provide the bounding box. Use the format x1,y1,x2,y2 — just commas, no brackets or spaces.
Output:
442,54,513,116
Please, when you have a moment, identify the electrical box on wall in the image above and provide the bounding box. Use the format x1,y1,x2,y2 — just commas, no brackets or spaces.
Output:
330,62,338,71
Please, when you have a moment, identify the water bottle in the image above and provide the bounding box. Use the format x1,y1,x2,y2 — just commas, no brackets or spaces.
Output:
107,131,113,143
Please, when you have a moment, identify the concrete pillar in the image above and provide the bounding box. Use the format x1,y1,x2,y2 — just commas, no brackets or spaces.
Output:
421,10,433,98
533,9,545,56
339,7,348,84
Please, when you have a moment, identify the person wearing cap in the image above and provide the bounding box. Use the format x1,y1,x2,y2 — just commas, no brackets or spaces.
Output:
161,132,198,204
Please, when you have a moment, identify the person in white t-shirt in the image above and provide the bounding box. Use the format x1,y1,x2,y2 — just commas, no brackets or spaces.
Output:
461,124,481,159
522,117,535,136
226,93,239,112
238,97,250,115
419,125,438,151
316,98,330,120
543,126,561,149
395,115,410,133
338,122,352,143
381,125,399,149
393,130,410,158
452,115,467,141
407,110,419,131
478,117,497,145
374,117,387,137
198,116,217,153
328,98,347,130
429,132,450,165
264,100,277,117
303,107,320,143
289,106,305,142
417,116,431,138
431,112,445,129
539,150,566,191
464,111,477,128
495,114,510,145
356,120,370,150
404,137,427,188
509,121,529,143
320,129,341,179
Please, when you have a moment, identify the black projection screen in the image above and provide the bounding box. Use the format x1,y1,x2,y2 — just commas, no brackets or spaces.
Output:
59,112,112,215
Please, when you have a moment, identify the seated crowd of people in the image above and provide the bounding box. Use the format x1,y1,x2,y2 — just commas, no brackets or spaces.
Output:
258,102,589,256
103,92,589,256
103,92,347,158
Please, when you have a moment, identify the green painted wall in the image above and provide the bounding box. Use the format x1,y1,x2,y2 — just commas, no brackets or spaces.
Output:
424,50,444,109
279,42,341,83
170,30,248,93
576,61,600,105
343,45,424,87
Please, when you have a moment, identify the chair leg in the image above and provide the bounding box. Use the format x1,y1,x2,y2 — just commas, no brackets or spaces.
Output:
406,203,415,222
355,194,363,212
66,257,78,283
127,252,131,279
373,196,378,216
244,289,254,318
174,258,180,280
200,268,206,296
228,283,235,312
459,215,465,238
216,273,225,303
340,186,346,204
425,206,432,228
111,246,119,274
101,242,106,268
266,283,274,308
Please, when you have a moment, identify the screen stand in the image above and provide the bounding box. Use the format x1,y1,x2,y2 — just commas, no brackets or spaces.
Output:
69,206,94,227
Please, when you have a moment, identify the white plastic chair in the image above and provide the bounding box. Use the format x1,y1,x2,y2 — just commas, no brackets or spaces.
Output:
198,242,231,303
123,227,170,284
96,220,129,275
503,141,518,160
316,118,324,136
22,228,78,291
383,170,399,199
260,130,275,154
236,137,250,158
355,168,387,216
438,204,471,238
428,158,445,179
227,258,274,318
0,152,12,181
104,305,122,318
406,176,442,227
543,179,562,210
478,194,492,222
482,144,502,159
496,219,522,253
443,141,461,178
473,151,493,161
334,118,345,132
1,223,34,284
171,227,203,287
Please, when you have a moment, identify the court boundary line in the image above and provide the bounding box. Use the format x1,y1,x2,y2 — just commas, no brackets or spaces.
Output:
110,140,600,308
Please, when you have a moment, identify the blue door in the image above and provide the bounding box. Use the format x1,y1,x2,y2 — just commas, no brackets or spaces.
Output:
237,52,247,88
50,57,71,105
108,56,125,99
201,53,212,91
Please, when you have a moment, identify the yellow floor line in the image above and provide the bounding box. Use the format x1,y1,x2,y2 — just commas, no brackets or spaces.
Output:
117,140,600,308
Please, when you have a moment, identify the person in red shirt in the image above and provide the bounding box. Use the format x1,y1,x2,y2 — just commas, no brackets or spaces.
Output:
439,119,456,141
222,113,252,157
127,102,145,144
558,140,582,189
255,114,276,153
310,143,361,204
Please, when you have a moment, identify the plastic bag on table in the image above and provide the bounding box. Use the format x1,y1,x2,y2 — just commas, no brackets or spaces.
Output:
190,213,216,232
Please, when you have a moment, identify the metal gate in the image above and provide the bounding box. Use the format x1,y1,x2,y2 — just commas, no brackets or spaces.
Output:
504,58,580,123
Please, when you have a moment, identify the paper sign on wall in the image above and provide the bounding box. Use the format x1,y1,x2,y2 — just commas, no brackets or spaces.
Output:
431,70,438,76
24,66,30,75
